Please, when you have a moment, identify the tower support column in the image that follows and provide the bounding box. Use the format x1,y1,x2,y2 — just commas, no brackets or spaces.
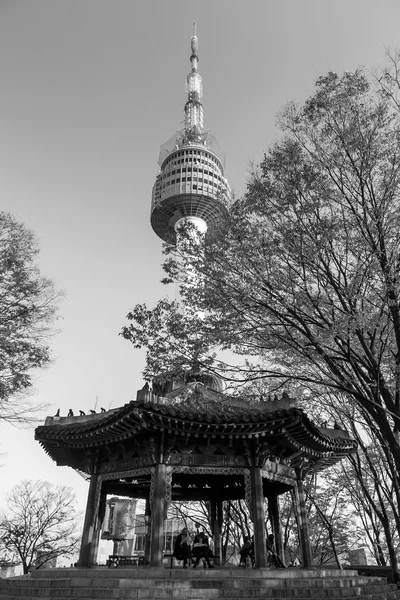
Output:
150,463,167,567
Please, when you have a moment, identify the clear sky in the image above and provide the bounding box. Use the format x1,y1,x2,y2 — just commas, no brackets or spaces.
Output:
0,0,399,511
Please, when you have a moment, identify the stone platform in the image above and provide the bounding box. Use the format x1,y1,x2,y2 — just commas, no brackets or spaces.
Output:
0,566,399,600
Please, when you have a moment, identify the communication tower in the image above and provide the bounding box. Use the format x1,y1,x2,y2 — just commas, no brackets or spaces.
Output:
151,24,231,244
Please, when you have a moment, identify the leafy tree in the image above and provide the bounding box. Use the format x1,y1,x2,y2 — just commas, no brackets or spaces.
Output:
307,470,363,567
278,473,362,569
124,61,400,487
123,56,400,580
122,298,215,385
0,212,59,423
342,420,400,566
0,480,80,573
309,391,400,567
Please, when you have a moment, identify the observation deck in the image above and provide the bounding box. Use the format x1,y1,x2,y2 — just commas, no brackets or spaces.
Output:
151,140,230,244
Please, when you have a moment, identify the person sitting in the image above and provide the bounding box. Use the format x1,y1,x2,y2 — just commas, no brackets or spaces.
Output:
238,536,254,567
192,530,214,568
173,527,192,568
266,534,286,568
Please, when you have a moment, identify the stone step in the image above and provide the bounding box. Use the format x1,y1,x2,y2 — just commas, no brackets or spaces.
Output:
0,575,389,583
0,569,399,600
28,568,363,579
1,585,399,598
22,572,390,587
0,578,391,592
1,588,400,600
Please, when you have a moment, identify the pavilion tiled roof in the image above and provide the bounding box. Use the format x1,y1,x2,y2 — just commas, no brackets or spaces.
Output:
35,384,357,472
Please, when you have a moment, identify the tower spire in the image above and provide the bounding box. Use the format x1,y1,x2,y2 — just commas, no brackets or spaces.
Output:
190,22,199,72
185,22,203,134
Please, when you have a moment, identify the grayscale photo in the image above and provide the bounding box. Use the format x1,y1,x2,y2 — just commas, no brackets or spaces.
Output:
0,1,400,598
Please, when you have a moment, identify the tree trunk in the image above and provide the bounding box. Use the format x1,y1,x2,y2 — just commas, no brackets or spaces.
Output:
382,518,400,584
327,525,342,570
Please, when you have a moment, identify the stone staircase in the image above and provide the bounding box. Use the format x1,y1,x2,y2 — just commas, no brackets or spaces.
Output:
0,567,399,600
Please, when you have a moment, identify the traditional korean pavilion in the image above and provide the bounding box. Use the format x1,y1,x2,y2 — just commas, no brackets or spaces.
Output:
35,382,357,568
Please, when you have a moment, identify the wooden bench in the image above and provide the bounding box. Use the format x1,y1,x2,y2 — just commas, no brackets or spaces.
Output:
107,554,145,567
107,554,174,568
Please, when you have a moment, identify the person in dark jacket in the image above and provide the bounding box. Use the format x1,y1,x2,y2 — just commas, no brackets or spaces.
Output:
173,527,192,568
192,530,214,568
239,536,254,567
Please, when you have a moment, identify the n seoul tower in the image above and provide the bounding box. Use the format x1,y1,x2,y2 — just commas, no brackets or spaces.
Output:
151,25,231,244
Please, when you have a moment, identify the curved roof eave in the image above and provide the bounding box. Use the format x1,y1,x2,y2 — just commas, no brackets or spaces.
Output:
35,392,357,457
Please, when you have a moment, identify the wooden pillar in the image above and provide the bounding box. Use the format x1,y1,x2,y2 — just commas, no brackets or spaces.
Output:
250,467,267,568
78,473,99,567
150,464,166,567
88,490,106,565
210,498,223,566
144,497,151,564
296,477,312,568
268,493,284,561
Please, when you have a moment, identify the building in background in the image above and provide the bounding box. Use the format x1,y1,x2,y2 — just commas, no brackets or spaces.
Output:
0,562,23,579
101,497,137,556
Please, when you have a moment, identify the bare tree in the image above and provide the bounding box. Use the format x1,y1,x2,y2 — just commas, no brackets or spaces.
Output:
0,480,80,573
